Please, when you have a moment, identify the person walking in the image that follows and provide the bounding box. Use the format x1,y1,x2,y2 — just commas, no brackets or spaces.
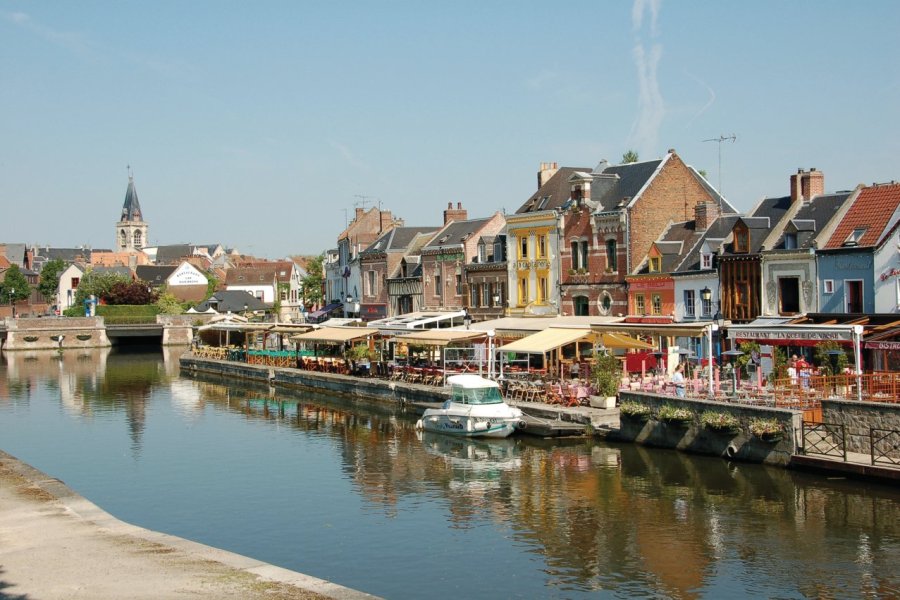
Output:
672,363,686,398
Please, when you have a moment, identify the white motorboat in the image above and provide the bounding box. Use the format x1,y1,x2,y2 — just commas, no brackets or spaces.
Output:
415,374,524,438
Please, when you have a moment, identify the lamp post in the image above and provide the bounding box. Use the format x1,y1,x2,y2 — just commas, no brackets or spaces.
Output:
722,349,744,399
9,287,14,319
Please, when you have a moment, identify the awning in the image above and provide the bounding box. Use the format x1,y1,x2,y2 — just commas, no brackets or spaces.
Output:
393,330,484,346
599,332,655,350
498,328,592,354
591,321,715,338
290,327,378,344
307,302,342,320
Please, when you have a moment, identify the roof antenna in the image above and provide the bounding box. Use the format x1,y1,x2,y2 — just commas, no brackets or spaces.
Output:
702,134,736,204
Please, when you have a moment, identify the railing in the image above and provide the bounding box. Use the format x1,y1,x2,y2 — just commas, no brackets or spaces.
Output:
801,421,847,460
769,372,900,406
871,428,900,466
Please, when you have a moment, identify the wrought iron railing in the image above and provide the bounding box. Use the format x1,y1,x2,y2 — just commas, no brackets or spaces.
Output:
870,428,900,466
801,421,847,460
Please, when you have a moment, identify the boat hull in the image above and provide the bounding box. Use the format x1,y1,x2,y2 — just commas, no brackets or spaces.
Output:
418,415,518,438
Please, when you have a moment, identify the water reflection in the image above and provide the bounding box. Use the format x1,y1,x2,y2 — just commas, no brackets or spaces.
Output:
1,351,898,599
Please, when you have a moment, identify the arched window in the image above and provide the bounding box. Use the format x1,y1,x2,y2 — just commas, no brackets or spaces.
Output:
133,230,142,249
120,229,128,249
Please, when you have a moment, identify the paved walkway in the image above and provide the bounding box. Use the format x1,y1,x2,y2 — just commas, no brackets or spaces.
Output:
0,451,379,600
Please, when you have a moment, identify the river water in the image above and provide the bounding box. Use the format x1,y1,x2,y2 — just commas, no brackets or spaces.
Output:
1,347,898,599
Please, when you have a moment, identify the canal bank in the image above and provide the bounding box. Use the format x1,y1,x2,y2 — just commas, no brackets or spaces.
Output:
0,450,379,600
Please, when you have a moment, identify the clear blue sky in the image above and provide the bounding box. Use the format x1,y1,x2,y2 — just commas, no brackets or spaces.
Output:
2,1,898,259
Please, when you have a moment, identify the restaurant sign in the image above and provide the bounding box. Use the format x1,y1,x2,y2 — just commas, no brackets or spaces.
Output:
729,329,853,342
865,341,900,351
361,304,387,320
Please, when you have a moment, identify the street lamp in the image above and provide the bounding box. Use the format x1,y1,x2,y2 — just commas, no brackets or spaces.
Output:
9,287,15,318
463,309,472,330
722,349,744,399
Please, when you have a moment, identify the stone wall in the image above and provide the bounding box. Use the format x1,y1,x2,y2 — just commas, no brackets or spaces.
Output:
822,399,900,457
2,317,111,350
609,391,802,466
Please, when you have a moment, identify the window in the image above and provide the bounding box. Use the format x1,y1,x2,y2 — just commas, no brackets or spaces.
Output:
518,277,528,305
570,241,580,269
133,230,142,250
537,235,547,259
520,236,529,259
823,279,835,294
599,293,612,315
281,289,288,301
701,295,712,318
778,277,800,315
784,233,797,249
470,284,479,307
574,296,589,316
651,294,662,315
365,270,377,297
120,229,127,249
538,276,548,302
455,274,462,295
606,239,617,270
701,253,712,270
477,244,486,263
649,256,661,273
635,294,646,315
684,290,696,318
580,241,588,270
843,228,868,247
734,227,750,253
482,283,490,307
71,277,80,289
433,274,441,296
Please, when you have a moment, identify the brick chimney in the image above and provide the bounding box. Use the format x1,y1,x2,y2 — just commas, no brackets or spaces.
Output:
790,168,825,203
355,207,365,220
379,210,393,232
443,202,468,225
694,201,720,231
537,162,559,189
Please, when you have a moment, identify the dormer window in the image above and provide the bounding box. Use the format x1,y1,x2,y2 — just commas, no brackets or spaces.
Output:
784,233,798,249
734,226,750,253
843,228,867,247
701,252,713,270
649,256,661,273
477,244,486,263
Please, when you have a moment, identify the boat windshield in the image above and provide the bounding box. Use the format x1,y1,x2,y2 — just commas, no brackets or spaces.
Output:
451,385,504,405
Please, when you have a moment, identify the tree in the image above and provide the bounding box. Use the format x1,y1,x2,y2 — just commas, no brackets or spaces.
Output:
38,259,66,300
813,341,849,375
72,269,131,307
0,265,31,304
155,292,184,315
301,254,325,307
104,280,158,305
204,272,219,300
621,150,639,164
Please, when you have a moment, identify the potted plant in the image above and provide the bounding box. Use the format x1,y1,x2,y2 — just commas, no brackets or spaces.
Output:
749,417,783,442
618,400,651,420
657,404,694,426
590,350,621,409
700,410,741,435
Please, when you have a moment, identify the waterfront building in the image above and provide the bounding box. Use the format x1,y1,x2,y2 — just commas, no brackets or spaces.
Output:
420,204,505,313
463,231,508,322
231,259,305,321
359,226,439,320
136,261,209,304
817,181,900,314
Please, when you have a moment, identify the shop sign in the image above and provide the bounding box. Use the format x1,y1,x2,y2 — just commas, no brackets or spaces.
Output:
865,341,900,350
731,329,851,341
361,304,387,320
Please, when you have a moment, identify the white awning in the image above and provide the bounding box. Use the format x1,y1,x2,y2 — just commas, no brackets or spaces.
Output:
498,328,593,354
290,327,378,344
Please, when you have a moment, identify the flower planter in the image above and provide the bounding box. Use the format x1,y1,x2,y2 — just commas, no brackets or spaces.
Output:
755,432,783,443
589,395,617,409
705,424,741,436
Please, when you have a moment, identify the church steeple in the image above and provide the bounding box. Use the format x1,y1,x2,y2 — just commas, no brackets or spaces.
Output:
116,166,149,252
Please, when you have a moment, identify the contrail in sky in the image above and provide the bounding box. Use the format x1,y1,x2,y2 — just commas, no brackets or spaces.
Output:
629,0,664,158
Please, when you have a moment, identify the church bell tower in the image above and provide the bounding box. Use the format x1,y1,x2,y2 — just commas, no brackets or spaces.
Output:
116,167,148,252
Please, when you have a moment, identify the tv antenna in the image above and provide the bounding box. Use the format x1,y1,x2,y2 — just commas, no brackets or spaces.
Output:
354,194,376,210
702,134,737,196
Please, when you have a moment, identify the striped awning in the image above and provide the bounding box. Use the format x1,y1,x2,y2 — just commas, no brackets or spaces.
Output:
290,327,378,344
393,330,484,346
498,328,592,354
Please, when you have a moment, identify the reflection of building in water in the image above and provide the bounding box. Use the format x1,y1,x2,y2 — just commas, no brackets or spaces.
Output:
161,346,188,377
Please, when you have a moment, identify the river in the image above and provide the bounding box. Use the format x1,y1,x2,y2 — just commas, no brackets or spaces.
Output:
1,347,898,599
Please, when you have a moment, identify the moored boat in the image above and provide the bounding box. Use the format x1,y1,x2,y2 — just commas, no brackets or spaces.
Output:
415,374,524,438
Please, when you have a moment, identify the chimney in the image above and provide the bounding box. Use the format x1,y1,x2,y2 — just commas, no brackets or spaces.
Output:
791,168,825,203
379,210,393,232
355,207,364,220
694,201,720,231
443,202,468,225
537,162,559,189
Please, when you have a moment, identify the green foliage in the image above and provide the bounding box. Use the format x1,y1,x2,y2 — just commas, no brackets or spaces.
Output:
96,305,160,317
591,350,621,397
700,410,740,432
735,341,760,376
813,341,849,375
621,150,639,164
204,272,218,299
104,280,157,305
38,259,66,299
0,265,31,303
749,417,782,438
155,292,184,315
345,344,374,361
72,269,130,307
772,346,788,380
619,401,651,419
301,254,325,306
657,404,694,423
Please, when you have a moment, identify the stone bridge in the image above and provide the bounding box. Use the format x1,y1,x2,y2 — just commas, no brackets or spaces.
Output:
0,315,203,351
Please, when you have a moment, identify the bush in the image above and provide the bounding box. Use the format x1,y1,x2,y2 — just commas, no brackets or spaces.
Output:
749,417,782,439
619,401,651,419
700,410,741,432
591,350,621,397
657,404,693,423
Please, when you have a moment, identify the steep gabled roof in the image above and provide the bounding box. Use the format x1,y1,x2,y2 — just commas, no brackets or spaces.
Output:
824,183,900,250
360,226,439,256
674,214,742,273
224,267,278,286
770,191,853,250
135,265,177,284
195,290,269,313
593,158,665,212
422,217,492,252
155,244,194,265
722,195,793,255
635,220,698,274
515,167,591,214
120,175,143,222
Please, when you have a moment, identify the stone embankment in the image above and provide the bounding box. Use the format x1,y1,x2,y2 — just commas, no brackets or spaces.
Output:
0,450,380,600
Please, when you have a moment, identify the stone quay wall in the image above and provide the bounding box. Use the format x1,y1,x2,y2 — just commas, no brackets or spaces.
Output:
609,391,802,467
821,399,900,458
2,317,111,351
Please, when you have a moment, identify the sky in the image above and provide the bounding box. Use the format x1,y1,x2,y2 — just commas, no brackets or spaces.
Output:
2,1,899,259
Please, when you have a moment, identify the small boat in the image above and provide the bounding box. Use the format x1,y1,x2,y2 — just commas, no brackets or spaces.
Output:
415,374,525,438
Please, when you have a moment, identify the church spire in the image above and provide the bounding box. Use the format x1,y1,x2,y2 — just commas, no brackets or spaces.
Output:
121,165,143,222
